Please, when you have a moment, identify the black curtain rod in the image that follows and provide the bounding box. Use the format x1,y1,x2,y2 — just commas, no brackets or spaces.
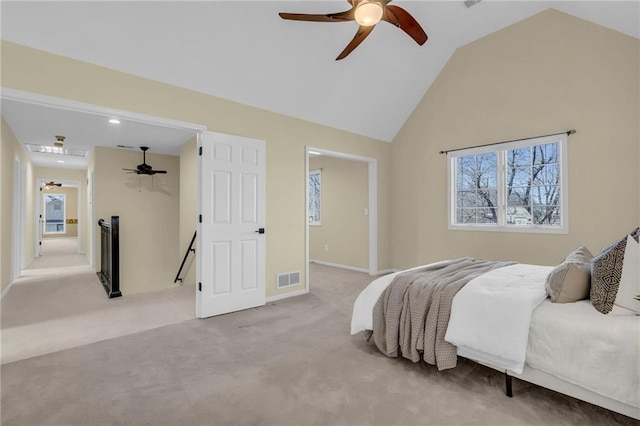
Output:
439,129,576,155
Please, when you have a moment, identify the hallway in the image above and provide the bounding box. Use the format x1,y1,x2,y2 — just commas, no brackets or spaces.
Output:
1,238,195,364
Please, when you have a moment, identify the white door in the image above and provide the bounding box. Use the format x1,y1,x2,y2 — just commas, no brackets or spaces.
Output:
197,131,266,318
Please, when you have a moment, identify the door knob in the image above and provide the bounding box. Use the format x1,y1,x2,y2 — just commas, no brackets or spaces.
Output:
255,228,265,234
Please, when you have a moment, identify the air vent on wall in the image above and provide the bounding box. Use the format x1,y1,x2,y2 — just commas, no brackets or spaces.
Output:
276,271,300,289
25,144,89,157
463,0,482,8
116,144,135,149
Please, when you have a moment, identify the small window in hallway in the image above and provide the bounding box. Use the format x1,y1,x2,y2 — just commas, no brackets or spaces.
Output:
308,169,321,226
44,194,66,234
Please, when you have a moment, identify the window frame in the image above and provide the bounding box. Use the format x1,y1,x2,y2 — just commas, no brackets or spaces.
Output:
447,133,568,234
308,169,322,227
43,193,66,234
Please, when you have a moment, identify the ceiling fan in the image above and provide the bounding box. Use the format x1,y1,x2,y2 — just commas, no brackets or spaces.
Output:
279,0,428,60
122,146,167,175
42,181,62,189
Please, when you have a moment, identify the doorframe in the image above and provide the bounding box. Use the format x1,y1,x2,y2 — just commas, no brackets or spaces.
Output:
12,156,24,280
305,146,378,291
36,179,81,254
88,165,95,269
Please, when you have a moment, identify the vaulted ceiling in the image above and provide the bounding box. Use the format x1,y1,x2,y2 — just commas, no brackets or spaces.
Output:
1,1,638,168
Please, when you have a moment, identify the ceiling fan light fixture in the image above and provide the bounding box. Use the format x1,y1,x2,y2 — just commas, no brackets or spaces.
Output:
53,135,65,148
354,1,383,26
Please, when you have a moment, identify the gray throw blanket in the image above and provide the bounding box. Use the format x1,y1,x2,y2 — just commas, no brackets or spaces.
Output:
372,258,515,370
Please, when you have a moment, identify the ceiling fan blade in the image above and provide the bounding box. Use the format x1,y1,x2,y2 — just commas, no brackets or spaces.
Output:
382,5,428,45
336,25,375,60
279,9,355,23
153,170,168,174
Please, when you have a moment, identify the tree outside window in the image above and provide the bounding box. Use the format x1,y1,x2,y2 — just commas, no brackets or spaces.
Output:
308,170,321,226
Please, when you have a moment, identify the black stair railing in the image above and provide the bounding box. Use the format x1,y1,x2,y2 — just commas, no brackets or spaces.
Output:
97,216,122,298
175,231,196,283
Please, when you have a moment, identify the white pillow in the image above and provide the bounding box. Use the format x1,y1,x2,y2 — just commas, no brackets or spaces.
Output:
614,234,640,313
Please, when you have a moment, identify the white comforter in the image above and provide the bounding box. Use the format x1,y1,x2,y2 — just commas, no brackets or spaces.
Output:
445,264,552,374
527,300,639,408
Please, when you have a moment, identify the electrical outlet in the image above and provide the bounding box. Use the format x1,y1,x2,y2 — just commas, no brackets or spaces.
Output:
324,244,329,251
364,208,369,216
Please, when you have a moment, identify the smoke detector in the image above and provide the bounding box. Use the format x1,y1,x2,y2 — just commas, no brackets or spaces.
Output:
54,135,65,148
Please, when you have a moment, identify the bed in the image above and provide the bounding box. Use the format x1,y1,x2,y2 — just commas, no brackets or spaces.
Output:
351,258,640,420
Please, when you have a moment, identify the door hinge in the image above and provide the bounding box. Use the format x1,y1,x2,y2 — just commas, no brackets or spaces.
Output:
39,241,42,246
199,146,203,156
199,214,202,223
198,282,202,291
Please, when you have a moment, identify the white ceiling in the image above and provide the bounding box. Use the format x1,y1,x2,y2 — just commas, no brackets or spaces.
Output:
1,98,197,169
1,1,638,168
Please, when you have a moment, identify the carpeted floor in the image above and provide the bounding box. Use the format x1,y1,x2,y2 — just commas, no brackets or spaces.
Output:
1,238,194,364
1,252,635,425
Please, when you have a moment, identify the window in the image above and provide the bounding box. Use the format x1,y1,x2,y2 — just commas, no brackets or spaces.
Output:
308,169,321,226
448,134,568,233
44,194,66,234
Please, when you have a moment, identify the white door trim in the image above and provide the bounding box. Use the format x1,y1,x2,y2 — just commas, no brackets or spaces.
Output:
88,166,95,269
12,156,23,280
305,146,379,293
37,179,82,254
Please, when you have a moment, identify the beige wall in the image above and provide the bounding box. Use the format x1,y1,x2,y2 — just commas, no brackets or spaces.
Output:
390,9,640,270
1,116,35,294
93,146,180,295
34,167,88,253
1,41,392,298
179,137,197,287
309,156,369,270
41,186,78,238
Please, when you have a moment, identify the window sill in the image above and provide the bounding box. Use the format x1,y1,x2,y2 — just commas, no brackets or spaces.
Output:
448,224,568,235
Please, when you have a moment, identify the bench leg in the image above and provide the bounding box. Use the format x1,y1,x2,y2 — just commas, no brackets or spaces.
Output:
505,373,513,398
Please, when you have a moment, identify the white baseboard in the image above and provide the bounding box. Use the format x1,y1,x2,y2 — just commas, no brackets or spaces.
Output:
0,280,16,300
310,260,395,276
310,259,369,274
266,288,308,303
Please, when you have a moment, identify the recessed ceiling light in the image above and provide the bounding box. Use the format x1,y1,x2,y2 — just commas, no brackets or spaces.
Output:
109,118,121,124
57,160,65,163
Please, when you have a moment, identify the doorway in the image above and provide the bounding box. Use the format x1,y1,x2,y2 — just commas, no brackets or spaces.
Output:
35,179,82,258
305,147,378,291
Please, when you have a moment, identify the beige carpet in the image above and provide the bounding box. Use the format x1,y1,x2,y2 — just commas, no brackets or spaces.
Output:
1,261,635,425
1,238,194,364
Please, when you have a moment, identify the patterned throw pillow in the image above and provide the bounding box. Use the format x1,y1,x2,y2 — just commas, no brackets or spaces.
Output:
590,235,627,314
615,234,640,313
